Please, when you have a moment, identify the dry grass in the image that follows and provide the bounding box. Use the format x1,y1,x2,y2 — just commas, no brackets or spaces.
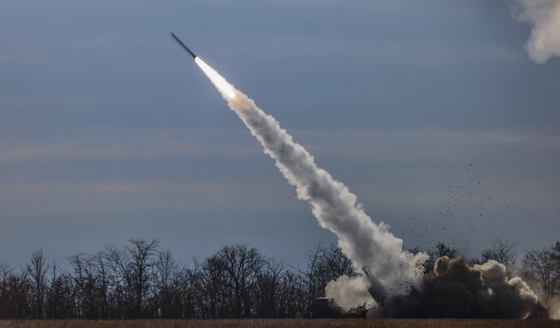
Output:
0,319,558,328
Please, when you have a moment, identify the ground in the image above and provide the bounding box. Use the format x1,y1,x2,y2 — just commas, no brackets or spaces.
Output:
0,319,558,328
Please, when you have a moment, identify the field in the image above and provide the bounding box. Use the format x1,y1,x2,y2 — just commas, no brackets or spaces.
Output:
0,319,558,328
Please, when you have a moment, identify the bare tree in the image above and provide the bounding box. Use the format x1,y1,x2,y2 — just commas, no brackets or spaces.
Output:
46,262,74,319
104,243,132,318
94,251,110,318
482,239,517,264
298,243,355,317
481,238,518,278
521,243,560,300
314,243,355,288
0,269,31,318
255,258,285,318
213,244,265,318
254,258,306,318
150,249,181,318
26,249,49,318
69,253,100,318
165,263,196,318
193,255,229,318
301,242,323,313
0,262,12,282
126,238,160,318
274,268,306,318
0,262,15,318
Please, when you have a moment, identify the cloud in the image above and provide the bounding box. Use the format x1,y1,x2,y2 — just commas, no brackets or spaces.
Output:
511,0,560,64
0,127,257,162
294,127,560,170
0,180,276,214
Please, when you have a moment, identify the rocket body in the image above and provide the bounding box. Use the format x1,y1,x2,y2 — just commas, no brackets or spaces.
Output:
171,33,197,58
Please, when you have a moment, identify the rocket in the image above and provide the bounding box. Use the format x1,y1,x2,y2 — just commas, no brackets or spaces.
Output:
362,266,387,305
171,33,197,59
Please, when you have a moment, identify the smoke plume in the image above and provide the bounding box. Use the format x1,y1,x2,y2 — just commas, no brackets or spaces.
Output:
511,0,560,64
196,58,427,301
370,257,538,318
194,58,540,318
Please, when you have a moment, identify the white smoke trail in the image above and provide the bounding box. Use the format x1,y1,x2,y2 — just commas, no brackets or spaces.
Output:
195,58,428,305
511,0,560,64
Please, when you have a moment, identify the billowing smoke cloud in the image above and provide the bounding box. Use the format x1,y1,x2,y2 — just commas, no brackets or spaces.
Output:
511,0,560,64
195,58,427,300
553,300,560,320
325,274,375,310
370,257,538,318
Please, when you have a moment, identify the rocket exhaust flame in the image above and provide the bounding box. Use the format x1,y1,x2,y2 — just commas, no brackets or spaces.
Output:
171,33,235,99
195,57,236,99
177,39,542,319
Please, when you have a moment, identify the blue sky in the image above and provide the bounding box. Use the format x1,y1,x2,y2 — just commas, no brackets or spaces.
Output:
1,0,559,268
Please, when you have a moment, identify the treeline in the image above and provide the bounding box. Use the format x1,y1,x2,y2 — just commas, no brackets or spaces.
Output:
0,240,351,319
0,238,558,319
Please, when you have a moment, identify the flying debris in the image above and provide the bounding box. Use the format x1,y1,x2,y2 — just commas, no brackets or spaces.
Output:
171,33,197,59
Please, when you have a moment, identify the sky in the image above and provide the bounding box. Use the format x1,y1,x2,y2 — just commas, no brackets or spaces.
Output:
1,0,559,269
